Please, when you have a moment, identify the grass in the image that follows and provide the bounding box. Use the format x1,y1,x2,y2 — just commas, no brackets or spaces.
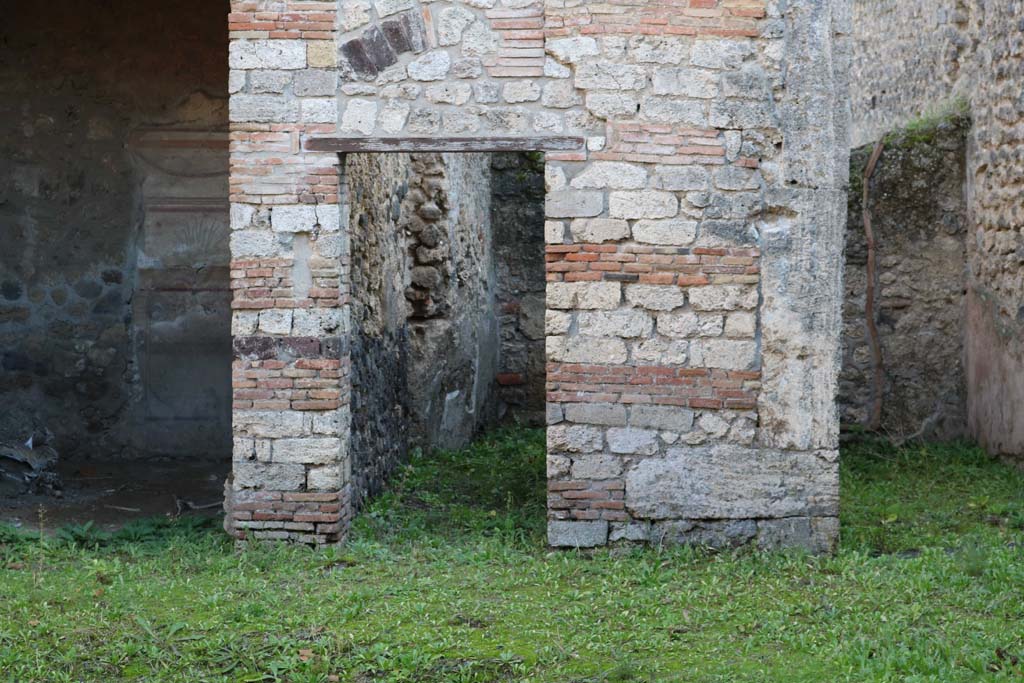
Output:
1,429,1023,682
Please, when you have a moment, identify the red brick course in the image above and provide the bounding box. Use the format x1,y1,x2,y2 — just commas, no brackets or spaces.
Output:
548,363,760,410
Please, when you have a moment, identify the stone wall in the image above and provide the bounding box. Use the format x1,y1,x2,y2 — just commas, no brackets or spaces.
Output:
227,0,850,550
0,0,231,459
348,153,414,505
404,152,502,450
840,119,969,440
852,0,1024,457
491,152,547,424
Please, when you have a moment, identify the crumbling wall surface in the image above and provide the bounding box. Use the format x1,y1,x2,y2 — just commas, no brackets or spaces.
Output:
850,0,975,147
491,153,546,424
0,0,229,459
404,153,501,451
347,151,502,502
841,120,969,439
964,0,1024,458
347,153,414,505
852,0,1024,456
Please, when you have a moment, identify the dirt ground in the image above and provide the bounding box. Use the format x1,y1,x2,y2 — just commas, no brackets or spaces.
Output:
0,457,228,532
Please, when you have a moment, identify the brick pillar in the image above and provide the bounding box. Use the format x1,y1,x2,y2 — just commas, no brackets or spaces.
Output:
542,0,846,551
225,0,354,545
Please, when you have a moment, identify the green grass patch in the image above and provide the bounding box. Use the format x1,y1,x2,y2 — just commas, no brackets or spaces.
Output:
1,429,1022,682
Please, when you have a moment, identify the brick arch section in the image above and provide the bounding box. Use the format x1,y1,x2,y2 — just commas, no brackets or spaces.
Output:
225,0,851,551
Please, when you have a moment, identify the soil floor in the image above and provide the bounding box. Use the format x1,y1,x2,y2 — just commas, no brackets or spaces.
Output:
0,457,228,532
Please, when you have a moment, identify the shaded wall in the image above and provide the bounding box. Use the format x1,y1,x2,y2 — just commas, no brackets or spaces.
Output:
852,0,1024,456
491,153,546,425
841,119,969,439
0,1,230,459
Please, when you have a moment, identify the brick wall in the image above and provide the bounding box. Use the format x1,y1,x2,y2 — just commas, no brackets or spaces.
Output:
228,0,850,550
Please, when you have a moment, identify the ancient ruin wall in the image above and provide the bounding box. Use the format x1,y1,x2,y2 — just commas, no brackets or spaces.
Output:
227,0,850,549
347,153,414,504
0,0,230,459
491,153,547,424
841,120,969,440
852,0,1024,456
404,153,502,451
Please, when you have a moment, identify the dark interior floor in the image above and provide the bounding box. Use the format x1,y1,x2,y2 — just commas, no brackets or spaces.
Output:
0,457,227,532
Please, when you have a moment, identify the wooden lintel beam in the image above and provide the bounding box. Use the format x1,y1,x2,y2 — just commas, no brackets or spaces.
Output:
304,136,586,153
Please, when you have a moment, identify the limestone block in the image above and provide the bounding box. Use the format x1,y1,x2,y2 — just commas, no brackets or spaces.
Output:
690,39,753,69
230,95,300,123
425,83,472,105
586,93,640,119
629,36,690,65
340,99,378,133
547,335,628,364
234,462,305,491
609,191,678,219
690,339,758,370
564,402,628,427
547,454,571,478
234,410,309,438
546,36,600,63
724,312,756,337
625,284,686,311
714,166,761,191
273,438,342,465
250,70,292,94
307,465,342,491
408,51,451,81
632,219,697,246
341,0,372,32
548,282,621,310
293,69,337,97
230,40,307,70
547,424,604,453
307,41,337,68
462,22,499,56
607,427,659,455
545,166,567,192
631,338,689,365
576,62,647,91
546,190,604,218
545,310,572,335
503,80,542,103
258,309,293,335
688,285,758,311
625,446,839,520
571,453,624,479
652,166,710,191
379,100,411,133
541,81,582,108
374,0,414,18
230,231,277,258
452,58,483,79
301,98,338,124
545,57,571,78
578,309,653,338
569,218,630,243
437,6,475,46
630,405,694,431
570,162,647,190
640,97,708,126
652,67,718,98
232,311,258,336
657,311,723,338
545,220,567,243
548,520,609,548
